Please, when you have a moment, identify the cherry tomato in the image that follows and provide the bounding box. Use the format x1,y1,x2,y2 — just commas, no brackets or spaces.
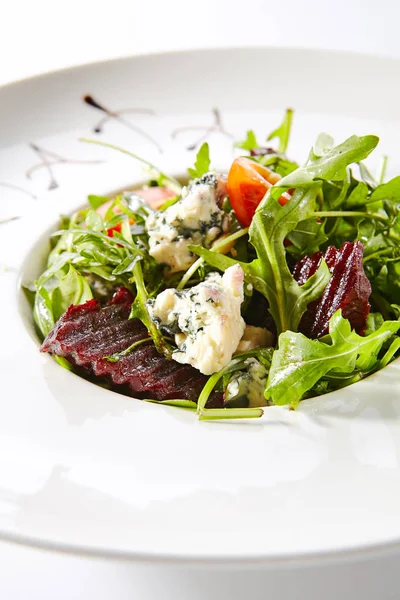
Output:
106,221,126,238
227,157,290,227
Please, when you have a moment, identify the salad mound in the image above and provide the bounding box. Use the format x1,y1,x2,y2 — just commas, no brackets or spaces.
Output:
34,110,400,420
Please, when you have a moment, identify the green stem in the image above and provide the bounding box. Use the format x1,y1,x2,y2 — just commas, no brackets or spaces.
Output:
388,229,400,243
197,350,268,419
313,211,388,222
197,358,246,414
377,155,388,185
199,407,263,420
363,248,398,263
53,228,138,250
177,227,249,290
80,138,182,193
104,337,152,362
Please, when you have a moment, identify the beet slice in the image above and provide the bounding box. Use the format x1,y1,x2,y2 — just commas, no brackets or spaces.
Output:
41,287,221,405
293,241,371,338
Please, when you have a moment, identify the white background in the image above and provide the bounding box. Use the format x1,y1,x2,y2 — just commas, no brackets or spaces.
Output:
1,0,399,597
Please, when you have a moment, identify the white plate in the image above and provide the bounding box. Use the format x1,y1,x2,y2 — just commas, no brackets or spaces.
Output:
1,47,400,565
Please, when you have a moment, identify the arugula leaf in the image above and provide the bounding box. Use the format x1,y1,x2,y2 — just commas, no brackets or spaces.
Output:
129,260,172,357
313,133,334,158
234,130,259,151
370,176,400,202
364,312,385,335
258,154,299,177
265,310,400,407
375,261,400,300
85,209,104,232
359,161,378,188
286,217,328,258
187,142,211,179
34,265,93,338
158,195,180,212
344,181,369,208
33,287,55,339
267,108,293,154
246,186,332,333
88,195,110,210
191,134,380,335
274,135,379,191
52,265,93,321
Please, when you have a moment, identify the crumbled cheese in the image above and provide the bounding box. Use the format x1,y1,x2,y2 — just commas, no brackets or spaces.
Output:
225,358,269,407
235,325,274,354
148,264,246,375
145,173,228,273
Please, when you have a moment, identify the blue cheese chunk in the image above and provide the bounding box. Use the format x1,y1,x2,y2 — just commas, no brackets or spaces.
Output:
145,173,228,273
225,358,269,407
148,264,246,375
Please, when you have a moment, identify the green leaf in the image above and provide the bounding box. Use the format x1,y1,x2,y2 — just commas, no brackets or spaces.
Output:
359,162,378,188
257,153,299,177
51,265,93,321
158,195,180,212
379,337,400,369
247,186,332,333
345,181,369,208
370,176,400,202
234,130,259,151
34,264,93,338
313,133,334,158
267,108,293,154
187,142,211,179
129,260,172,357
265,310,400,407
375,261,400,300
88,195,110,209
33,287,55,339
85,209,104,232
274,135,379,191
364,312,385,335
112,254,141,276
286,217,328,258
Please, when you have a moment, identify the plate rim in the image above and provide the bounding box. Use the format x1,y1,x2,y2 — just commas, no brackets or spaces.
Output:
2,44,400,565
2,43,400,91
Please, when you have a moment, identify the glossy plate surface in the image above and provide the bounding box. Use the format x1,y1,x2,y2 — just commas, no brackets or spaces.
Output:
1,47,400,563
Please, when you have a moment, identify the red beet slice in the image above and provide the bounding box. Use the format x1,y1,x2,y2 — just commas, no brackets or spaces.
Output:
41,287,222,406
293,241,371,338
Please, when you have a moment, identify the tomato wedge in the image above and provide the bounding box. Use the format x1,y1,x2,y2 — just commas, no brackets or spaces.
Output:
227,157,291,227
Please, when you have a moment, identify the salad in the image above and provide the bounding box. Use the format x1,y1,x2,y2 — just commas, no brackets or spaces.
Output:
33,110,400,420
